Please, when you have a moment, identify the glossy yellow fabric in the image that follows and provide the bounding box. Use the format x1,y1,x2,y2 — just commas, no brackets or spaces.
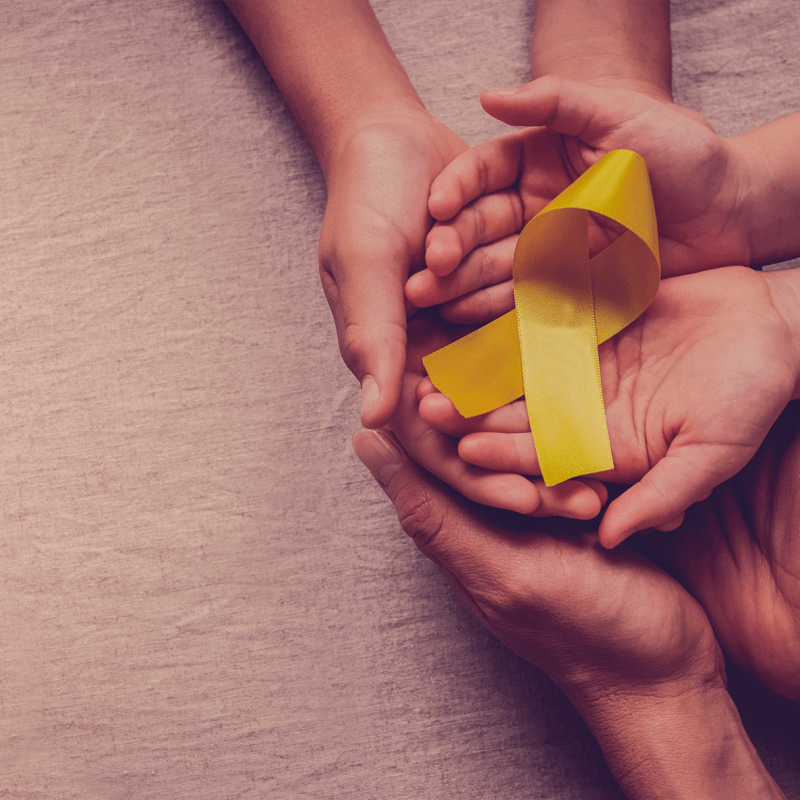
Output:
423,150,660,485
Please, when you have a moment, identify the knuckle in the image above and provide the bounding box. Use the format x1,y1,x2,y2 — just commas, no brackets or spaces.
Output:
479,245,494,287
393,480,446,550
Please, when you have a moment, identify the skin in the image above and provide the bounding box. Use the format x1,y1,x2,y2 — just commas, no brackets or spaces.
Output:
224,0,468,428
353,425,788,799
407,78,800,321
387,310,609,520
417,266,800,546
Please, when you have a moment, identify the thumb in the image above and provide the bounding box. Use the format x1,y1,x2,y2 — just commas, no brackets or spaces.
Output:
319,248,408,430
480,75,656,145
598,449,731,548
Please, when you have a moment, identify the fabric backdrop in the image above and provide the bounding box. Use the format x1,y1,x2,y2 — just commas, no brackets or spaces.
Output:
1,1,799,797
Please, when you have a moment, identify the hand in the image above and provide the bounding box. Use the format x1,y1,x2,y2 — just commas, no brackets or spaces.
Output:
407,78,752,321
352,428,786,799
418,267,799,546
318,106,468,427
386,309,607,520
669,403,800,703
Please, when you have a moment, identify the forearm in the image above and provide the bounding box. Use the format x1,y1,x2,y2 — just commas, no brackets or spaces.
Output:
729,112,800,268
224,0,425,177
531,0,672,100
574,685,786,799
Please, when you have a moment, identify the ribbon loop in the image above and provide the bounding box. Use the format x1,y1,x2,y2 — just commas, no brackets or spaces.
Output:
423,150,660,486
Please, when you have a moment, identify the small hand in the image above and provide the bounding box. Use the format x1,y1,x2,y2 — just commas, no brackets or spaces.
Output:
419,267,799,546
318,107,468,427
387,310,607,520
407,78,752,319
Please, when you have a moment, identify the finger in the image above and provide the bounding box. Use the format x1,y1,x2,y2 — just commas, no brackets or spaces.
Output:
480,76,656,145
459,431,540,475
406,234,516,309
598,448,732,548
416,376,438,401
418,393,530,437
653,513,685,532
428,135,526,222
533,479,606,520
352,428,551,609
439,280,515,324
391,368,541,514
425,190,525,277
320,246,409,430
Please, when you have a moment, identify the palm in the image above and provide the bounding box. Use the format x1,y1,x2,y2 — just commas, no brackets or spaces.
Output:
599,268,794,487
668,408,800,701
478,80,747,276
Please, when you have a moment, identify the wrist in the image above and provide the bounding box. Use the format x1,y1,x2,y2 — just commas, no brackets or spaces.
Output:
764,268,800,401
727,114,800,268
531,52,673,102
319,95,429,182
572,681,785,799
225,0,428,180
531,0,673,102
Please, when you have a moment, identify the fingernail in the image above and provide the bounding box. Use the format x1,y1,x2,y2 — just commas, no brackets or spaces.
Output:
485,87,522,97
352,429,403,486
360,376,380,422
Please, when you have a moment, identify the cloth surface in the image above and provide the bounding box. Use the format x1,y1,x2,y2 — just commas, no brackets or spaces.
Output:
1,1,799,797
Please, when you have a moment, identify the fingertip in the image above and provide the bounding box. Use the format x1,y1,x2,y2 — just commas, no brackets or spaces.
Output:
598,524,630,550
425,231,462,277
360,375,401,430
415,377,437,401
429,172,463,221
352,427,406,489
653,512,685,532
597,496,633,548
418,391,459,429
457,432,483,465
534,480,604,520
583,478,609,508
495,475,541,516
405,269,440,309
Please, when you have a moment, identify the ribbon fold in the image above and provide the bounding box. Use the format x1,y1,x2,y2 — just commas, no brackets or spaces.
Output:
423,149,660,486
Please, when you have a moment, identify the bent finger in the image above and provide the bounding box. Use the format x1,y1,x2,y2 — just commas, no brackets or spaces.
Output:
418,393,530,437
440,280,515,324
425,190,525,277
406,234,516,309
428,134,527,222
459,431,541,475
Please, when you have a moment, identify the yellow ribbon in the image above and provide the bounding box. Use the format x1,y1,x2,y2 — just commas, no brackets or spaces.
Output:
422,149,660,486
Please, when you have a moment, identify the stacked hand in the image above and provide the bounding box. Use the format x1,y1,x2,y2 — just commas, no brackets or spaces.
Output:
353,423,790,798
318,106,468,427
348,74,799,800
386,309,609,520
406,77,754,323
417,266,799,546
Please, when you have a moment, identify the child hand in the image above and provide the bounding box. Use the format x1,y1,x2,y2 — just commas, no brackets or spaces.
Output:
386,310,608,521
419,267,800,547
407,77,752,320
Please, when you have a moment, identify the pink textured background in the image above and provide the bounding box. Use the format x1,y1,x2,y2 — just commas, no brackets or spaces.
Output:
0,1,798,797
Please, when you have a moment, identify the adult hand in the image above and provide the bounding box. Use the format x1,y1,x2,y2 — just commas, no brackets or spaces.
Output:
319,107,468,427
407,78,752,320
671,403,800,703
418,267,799,546
352,428,785,799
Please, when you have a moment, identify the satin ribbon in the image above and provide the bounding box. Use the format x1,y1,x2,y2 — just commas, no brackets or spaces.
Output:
423,149,660,486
